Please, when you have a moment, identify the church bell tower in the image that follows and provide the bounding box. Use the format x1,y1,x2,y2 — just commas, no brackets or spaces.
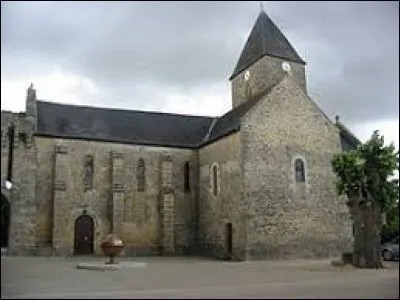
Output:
230,9,307,108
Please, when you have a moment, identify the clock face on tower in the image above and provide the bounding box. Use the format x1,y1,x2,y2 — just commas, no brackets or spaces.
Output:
244,70,250,81
281,62,291,72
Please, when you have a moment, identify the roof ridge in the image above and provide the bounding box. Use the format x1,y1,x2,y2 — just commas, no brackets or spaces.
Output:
37,100,214,119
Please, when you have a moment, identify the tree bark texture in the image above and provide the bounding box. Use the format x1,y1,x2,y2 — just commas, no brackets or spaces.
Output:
348,194,383,268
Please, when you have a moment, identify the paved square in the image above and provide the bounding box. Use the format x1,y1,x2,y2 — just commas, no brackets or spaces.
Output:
1,256,399,299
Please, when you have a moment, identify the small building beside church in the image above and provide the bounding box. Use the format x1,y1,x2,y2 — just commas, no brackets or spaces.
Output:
1,10,358,260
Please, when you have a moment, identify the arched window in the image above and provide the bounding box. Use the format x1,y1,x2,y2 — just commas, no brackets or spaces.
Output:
184,162,190,193
212,163,218,196
137,158,146,192
295,159,305,183
83,155,94,190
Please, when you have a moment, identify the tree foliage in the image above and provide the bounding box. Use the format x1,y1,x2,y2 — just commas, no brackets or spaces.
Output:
331,130,399,268
332,130,399,210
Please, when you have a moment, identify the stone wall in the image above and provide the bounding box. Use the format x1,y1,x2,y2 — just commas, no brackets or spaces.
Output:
1,110,37,255
241,76,352,260
198,133,246,260
34,136,197,256
231,55,307,108
2,74,353,260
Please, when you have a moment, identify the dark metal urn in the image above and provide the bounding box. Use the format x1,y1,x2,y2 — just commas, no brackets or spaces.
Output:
101,234,124,264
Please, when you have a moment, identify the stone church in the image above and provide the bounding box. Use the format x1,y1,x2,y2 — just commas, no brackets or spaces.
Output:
1,10,359,260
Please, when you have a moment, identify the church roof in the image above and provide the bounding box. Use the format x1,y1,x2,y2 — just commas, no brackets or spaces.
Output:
335,121,361,152
35,82,278,149
36,101,214,148
205,83,278,145
35,89,359,150
229,10,305,80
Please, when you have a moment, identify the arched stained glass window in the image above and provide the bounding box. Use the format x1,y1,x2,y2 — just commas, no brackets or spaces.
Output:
295,159,305,183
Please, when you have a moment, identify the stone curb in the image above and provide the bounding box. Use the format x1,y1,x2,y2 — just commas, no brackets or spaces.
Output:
76,263,119,271
76,261,147,271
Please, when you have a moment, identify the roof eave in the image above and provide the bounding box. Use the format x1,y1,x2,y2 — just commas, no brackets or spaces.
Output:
33,132,200,150
228,53,306,81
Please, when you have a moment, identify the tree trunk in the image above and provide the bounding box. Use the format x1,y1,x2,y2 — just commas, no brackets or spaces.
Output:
363,201,383,268
349,194,383,268
350,195,366,267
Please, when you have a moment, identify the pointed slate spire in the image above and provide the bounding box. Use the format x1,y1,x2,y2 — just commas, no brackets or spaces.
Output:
229,10,305,80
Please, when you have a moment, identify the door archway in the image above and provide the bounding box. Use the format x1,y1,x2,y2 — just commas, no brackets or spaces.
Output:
1,194,10,248
74,213,94,255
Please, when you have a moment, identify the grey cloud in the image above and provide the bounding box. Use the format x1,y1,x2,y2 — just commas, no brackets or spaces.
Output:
1,1,398,125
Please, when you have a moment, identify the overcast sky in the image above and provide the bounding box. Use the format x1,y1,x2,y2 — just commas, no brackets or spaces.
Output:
1,1,399,150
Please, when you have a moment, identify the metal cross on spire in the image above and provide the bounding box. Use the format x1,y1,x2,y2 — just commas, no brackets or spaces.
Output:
260,1,264,12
